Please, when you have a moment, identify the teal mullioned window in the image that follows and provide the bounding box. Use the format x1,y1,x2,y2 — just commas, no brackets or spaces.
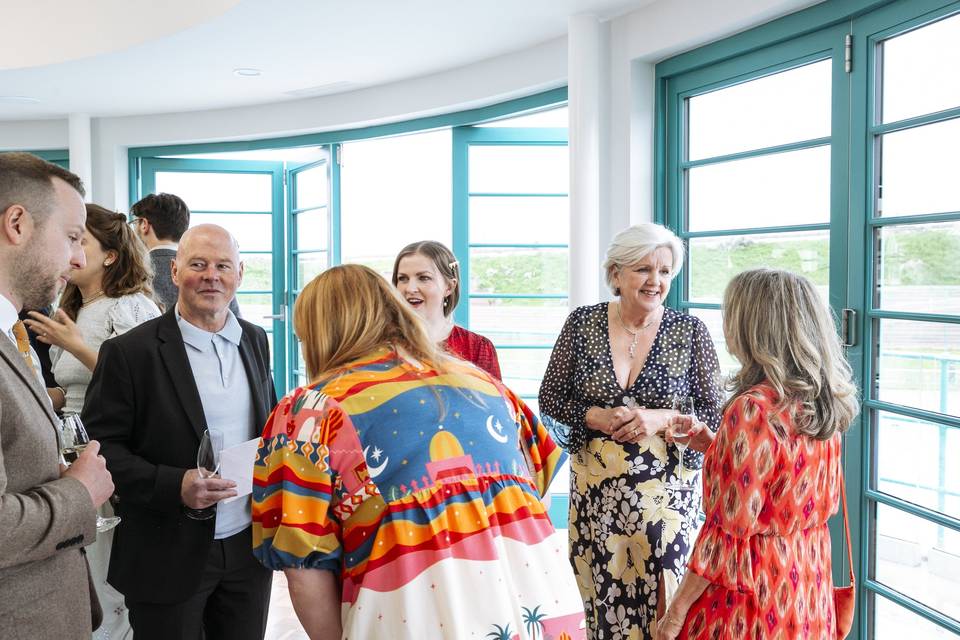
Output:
658,1,960,638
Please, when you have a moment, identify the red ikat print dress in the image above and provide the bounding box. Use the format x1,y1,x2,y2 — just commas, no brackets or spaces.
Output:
679,383,843,640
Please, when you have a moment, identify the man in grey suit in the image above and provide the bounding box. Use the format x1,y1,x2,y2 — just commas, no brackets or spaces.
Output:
0,152,115,638
130,192,241,317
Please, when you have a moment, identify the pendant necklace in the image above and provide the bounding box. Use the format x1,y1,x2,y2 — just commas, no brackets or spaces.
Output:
616,303,658,359
81,290,105,308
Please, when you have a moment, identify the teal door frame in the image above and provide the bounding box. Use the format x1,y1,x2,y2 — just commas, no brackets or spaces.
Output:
656,0,960,637
139,157,287,398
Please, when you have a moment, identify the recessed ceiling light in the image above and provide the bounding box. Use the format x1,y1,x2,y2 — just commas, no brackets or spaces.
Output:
0,96,41,104
233,68,262,77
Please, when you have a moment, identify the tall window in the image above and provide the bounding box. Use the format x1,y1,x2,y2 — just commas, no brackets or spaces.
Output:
659,1,960,637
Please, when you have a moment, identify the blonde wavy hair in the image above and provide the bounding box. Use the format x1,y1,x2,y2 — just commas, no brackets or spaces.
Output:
294,264,447,383
722,268,859,440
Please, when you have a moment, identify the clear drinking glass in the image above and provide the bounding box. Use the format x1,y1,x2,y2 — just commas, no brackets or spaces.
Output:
667,395,698,488
184,428,224,521
59,413,121,533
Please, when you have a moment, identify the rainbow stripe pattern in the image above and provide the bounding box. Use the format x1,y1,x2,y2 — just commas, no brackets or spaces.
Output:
252,348,585,639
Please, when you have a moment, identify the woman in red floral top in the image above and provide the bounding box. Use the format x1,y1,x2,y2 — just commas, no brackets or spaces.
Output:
392,240,501,380
656,269,859,640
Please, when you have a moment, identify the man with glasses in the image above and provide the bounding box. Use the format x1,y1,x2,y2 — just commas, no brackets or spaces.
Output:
129,193,240,317
0,152,114,636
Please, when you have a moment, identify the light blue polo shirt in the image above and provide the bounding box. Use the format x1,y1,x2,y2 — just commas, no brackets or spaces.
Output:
177,307,256,540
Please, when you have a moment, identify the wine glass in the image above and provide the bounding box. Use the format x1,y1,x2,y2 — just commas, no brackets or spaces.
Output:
667,395,697,488
184,428,224,521
59,413,121,533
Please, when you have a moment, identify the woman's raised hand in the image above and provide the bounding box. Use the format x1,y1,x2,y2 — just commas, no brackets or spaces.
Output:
25,309,84,354
665,415,714,453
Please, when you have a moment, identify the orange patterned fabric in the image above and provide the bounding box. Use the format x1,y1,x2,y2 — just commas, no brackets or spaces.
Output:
680,383,842,640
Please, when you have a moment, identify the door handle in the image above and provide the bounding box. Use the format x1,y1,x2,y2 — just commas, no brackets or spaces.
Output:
840,308,856,347
263,304,287,322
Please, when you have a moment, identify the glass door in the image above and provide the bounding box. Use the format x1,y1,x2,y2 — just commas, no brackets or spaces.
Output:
139,158,286,395
858,3,960,637
286,150,334,389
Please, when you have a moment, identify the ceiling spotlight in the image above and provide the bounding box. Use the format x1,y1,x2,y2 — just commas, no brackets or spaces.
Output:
233,68,262,77
0,95,41,104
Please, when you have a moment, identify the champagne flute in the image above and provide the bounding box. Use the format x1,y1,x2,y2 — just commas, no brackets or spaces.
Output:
669,395,697,487
184,428,224,521
59,413,121,533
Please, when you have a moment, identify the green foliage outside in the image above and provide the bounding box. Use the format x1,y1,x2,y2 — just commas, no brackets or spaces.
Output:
879,227,960,285
470,252,567,306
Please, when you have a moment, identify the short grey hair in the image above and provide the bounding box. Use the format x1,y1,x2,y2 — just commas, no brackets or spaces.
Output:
603,223,685,295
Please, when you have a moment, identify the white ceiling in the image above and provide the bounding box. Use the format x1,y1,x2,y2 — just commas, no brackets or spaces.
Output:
0,0,653,121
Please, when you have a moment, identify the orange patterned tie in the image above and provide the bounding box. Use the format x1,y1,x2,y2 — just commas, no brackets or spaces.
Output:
11,320,35,368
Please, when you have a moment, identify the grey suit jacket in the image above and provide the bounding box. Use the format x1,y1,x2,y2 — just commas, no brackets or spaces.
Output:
0,336,98,639
150,247,242,317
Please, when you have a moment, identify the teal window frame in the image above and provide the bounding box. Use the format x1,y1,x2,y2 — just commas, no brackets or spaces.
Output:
129,89,568,397
656,1,960,638
451,124,570,528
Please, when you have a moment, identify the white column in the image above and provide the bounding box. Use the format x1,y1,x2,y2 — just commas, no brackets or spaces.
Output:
68,113,93,202
568,14,604,309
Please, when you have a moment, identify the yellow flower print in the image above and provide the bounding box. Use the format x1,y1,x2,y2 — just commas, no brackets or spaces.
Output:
581,438,631,481
605,533,650,586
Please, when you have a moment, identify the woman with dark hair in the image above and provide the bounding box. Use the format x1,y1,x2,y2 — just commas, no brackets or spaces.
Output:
26,204,160,414
392,240,501,379
252,264,584,639
655,269,859,640
25,203,160,640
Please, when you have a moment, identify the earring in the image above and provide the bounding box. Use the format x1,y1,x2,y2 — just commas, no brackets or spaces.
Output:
614,287,621,296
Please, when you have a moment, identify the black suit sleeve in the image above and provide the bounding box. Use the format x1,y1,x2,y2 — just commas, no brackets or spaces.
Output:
260,329,278,410
83,339,185,513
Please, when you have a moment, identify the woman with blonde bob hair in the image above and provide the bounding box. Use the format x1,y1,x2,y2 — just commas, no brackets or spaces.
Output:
252,264,586,640
656,268,859,640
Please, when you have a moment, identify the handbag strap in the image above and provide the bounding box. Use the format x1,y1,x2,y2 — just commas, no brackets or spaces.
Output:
839,471,855,584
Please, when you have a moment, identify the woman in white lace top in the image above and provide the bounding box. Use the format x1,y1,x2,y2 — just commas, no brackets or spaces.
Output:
27,204,161,413
23,204,159,640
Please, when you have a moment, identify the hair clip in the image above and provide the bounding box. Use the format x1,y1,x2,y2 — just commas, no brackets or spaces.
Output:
448,260,459,270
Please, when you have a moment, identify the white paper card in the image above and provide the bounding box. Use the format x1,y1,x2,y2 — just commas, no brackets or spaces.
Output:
219,437,260,504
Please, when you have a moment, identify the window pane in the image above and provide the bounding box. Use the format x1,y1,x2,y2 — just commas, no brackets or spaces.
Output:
296,208,329,251
688,60,831,160
875,411,959,519
234,293,272,330
882,12,960,124
687,309,738,376
340,129,451,265
874,503,960,624
239,253,271,292
477,106,568,128
154,171,272,212
875,319,960,417
688,230,829,304
297,252,328,289
876,221,960,315
469,247,568,295
469,196,569,245
688,146,830,231
469,145,568,194
294,163,328,210
497,348,553,398
879,118,960,217
190,213,272,251
874,593,959,639
469,297,568,347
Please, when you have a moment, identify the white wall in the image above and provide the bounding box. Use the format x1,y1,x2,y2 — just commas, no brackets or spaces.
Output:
0,119,68,151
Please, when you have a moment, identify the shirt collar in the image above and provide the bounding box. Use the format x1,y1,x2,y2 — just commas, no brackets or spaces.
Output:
175,304,242,351
0,294,20,337
151,243,179,253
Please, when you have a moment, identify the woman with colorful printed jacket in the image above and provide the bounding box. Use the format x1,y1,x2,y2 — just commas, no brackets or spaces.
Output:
252,264,585,640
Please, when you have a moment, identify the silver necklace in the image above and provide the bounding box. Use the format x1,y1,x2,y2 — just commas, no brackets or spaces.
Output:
615,303,658,359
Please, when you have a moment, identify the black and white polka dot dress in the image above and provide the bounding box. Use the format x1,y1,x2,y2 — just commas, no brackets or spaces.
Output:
539,303,722,640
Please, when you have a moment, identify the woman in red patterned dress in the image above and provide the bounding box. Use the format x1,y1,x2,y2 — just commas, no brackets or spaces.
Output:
655,269,859,640
392,240,501,379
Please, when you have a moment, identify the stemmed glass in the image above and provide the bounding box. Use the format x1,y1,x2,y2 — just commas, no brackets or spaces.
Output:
184,428,224,521
59,413,121,533
666,395,697,489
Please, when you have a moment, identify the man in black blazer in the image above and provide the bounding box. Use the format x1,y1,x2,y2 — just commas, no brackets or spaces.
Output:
84,224,276,640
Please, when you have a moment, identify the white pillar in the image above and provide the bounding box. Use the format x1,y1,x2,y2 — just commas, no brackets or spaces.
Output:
68,114,93,202
568,14,604,309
